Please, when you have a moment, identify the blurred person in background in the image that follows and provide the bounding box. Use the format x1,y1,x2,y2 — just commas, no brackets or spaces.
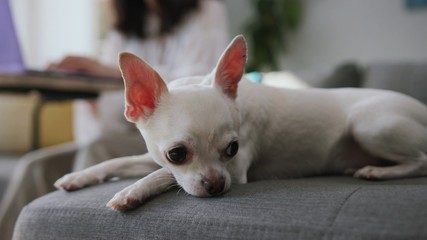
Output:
49,0,230,170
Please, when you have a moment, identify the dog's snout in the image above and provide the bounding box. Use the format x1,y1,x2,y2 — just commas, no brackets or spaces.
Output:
202,177,225,196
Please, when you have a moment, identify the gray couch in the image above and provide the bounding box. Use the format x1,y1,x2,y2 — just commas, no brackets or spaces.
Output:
0,154,21,240
0,144,76,240
11,61,427,240
0,155,20,200
13,177,427,240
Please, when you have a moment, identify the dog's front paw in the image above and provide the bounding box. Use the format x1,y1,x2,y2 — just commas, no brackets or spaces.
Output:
54,172,102,191
106,185,145,211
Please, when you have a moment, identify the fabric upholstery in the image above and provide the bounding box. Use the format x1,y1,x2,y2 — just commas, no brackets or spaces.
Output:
0,143,76,240
14,176,427,240
0,92,74,152
39,101,74,148
0,156,19,200
73,131,146,171
0,93,41,152
362,61,427,105
293,62,364,88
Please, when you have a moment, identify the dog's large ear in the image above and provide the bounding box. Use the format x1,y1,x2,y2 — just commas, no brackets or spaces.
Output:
214,35,247,99
119,52,168,123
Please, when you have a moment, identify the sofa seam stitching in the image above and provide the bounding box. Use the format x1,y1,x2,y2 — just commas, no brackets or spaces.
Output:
322,186,362,239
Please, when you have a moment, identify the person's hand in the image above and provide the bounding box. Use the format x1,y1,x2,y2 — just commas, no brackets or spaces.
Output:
48,56,122,79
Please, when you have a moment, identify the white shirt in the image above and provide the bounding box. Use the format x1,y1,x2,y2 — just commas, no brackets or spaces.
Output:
99,0,229,82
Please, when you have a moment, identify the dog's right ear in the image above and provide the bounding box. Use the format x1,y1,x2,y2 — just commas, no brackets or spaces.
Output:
119,52,168,123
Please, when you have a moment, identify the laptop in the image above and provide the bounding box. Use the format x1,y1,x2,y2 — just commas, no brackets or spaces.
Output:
0,0,122,94
0,0,25,74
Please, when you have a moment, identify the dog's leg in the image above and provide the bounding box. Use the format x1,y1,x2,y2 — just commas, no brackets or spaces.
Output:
351,115,427,180
229,147,253,184
106,168,174,211
354,160,427,179
54,153,160,190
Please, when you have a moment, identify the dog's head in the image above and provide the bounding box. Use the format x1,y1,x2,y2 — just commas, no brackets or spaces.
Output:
118,35,247,197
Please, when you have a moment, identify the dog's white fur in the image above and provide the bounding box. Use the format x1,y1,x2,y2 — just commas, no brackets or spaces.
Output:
55,35,427,211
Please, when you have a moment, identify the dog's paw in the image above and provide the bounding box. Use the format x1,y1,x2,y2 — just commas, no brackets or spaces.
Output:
106,185,145,211
54,172,101,191
353,166,384,180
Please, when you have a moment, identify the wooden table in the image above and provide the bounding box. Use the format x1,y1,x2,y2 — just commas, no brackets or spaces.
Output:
0,72,124,149
0,72,123,100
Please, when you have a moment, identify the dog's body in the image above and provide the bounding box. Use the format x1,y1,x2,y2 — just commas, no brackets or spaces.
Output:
55,36,427,211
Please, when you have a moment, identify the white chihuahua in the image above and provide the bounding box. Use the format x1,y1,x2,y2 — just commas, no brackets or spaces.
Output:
55,35,427,211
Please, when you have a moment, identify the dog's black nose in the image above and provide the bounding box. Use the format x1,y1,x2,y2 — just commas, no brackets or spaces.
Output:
202,177,225,196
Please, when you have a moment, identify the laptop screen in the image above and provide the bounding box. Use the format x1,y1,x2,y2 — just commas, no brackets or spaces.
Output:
0,0,25,74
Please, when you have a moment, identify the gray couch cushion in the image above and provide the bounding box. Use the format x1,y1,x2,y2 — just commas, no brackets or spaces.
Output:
362,61,427,105
319,62,364,88
14,177,427,240
294,62,364,88
0,155,20,201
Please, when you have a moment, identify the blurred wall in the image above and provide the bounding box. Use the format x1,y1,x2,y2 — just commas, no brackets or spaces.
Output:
225,0,427,70
10,0,101,69
10,0,427,70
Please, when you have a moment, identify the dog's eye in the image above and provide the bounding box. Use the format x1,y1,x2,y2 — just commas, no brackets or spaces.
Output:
225,141,239,157
166,147,187,164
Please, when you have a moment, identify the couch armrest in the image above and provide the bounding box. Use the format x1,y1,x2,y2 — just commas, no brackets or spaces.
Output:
0,143,77,240
362,61,427,105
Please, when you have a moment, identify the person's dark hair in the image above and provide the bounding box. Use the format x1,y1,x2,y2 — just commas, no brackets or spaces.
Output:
113,0,200,39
